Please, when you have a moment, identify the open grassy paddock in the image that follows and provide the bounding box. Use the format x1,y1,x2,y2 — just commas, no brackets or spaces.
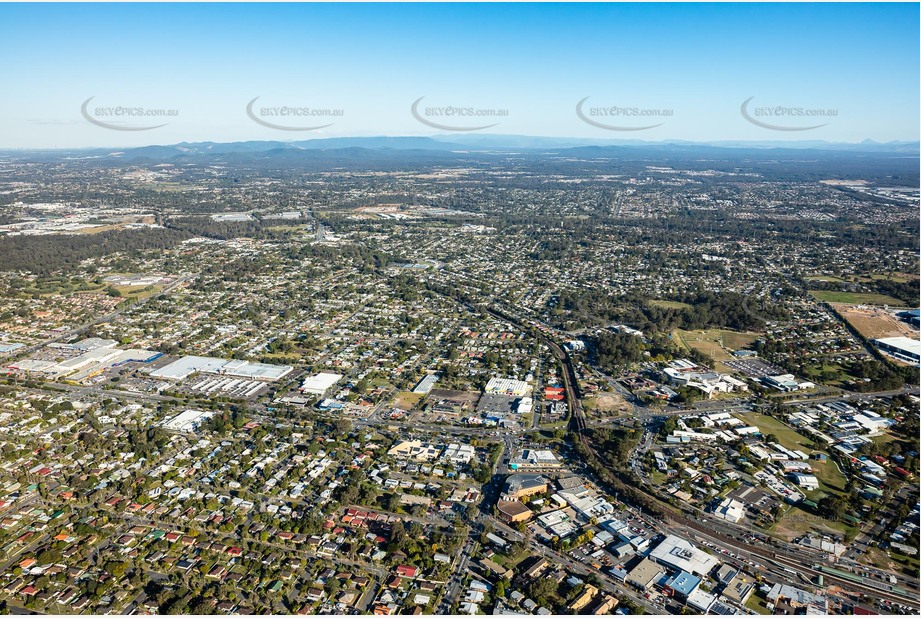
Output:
809,290,905,306
673,328,760,365
649,299,693,310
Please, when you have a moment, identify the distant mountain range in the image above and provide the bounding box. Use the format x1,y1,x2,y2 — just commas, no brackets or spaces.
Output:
3,135,919,160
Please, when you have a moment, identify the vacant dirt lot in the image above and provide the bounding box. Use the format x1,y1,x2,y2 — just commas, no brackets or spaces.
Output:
583,391,631,416
834,304,917,340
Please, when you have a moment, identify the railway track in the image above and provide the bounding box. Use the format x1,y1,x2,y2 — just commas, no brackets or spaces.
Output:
680,518,920,608
482,304,920,610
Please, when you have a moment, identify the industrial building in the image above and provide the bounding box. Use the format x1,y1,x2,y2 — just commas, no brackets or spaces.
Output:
151,355,293,382
299,372,344,395
7,338,160,382
648,535,720,577
711,497,746,523
412,373,439,394
872,336,921,365
761,374,815,392
625,558,664,590
160,409,214,433
790,473,820,490
484,377,531,396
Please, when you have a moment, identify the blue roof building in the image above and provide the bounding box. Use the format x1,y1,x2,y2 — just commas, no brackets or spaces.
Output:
665,571,701,598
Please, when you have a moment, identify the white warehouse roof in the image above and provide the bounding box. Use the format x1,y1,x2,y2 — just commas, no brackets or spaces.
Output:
300,372,344,395
648,535,720,577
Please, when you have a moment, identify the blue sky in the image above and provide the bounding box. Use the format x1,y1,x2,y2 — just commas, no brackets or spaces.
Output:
0,3,918,148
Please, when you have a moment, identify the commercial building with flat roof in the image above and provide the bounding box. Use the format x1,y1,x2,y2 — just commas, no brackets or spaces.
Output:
712,497,745,523
664,571,701,599
412,373,439,394
625,558,664,590
687,588,716,613
150,356,292,382
790,473,820,490
485,377,531,396
761,374,814,392
160,409,214,433
509,449,561,470
299,372,344,395
872,336,921,365
648,535,719,577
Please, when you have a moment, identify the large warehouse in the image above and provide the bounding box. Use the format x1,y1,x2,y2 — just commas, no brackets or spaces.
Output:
150,355,294,381
299,372,344,395
872,336,921,365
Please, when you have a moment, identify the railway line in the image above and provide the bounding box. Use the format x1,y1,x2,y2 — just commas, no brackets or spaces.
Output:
679,510,920,608
484,303,920,611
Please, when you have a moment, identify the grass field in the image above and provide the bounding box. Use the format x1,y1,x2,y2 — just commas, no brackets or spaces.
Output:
802,362,853,386
810,458,848,494
392,392,424,411
32,280,107,297
114,284,164,300
853,273,918,284
736,412,814,452
888,547,921,579
771,503,859,542
260,352,300,363
649,299,693,310
809,290,905,306
265,224,310,233
806,272,918,284
673,328,760,363
804,274,847,283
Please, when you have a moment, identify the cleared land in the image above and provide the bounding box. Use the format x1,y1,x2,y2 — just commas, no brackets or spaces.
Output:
771,504,859,543
809,290,905,306
582,391,630,416
833,304,918,340
73,224,124,235
427,389,480,406
392,391,425,410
